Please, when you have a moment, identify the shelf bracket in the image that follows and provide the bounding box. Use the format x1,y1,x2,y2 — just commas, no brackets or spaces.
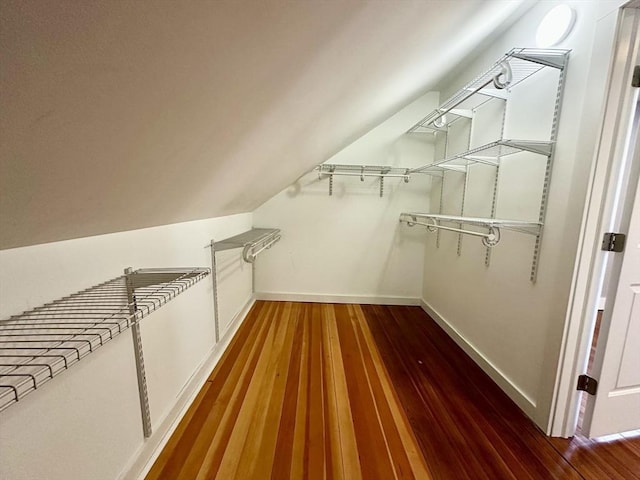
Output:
125,267,152,439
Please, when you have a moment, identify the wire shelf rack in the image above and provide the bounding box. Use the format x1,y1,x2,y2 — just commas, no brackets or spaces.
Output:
213,228,281,263
0,267,210,413
410,140,553,173
408,48,570,133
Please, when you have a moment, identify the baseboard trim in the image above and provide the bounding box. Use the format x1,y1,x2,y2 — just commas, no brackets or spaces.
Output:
255,292,421,306
120,296,256,480
420,299,537,417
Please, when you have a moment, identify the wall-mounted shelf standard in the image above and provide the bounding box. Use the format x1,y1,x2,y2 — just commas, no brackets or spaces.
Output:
408,48,569,133
0,267,210,435
410,140,553,173
315,164,440,197
403,47,569,282
400,213,541,247
207,228,281,341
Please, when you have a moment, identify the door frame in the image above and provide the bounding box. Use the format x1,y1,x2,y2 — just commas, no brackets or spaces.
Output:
550,2,640,438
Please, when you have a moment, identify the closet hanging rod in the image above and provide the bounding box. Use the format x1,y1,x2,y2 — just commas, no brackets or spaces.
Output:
242,233,281,263
211,228,281,254
319,171,410,180
403,219,494,239
315,164,442,180
400,217,501,247
400,213,542,235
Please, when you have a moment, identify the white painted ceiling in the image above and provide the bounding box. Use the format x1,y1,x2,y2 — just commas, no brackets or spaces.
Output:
0,0,529,249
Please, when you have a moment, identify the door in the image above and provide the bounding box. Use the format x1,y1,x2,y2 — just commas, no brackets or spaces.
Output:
582,8,640,435
583,136,640,437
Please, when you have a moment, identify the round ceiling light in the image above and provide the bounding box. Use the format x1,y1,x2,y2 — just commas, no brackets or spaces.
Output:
536,5,576,48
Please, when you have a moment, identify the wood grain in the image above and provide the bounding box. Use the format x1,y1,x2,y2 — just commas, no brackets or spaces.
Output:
146,302,431,480
362,304,640,480
146,302,640,480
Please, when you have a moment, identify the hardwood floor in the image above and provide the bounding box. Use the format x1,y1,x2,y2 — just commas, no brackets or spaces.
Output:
146,302,640,479
362,304,640,480
146,301,430,479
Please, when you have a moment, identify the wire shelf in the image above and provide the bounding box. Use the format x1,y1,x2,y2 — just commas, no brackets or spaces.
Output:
408,48,570,132
0,267,210,412
410,140,553,173
316,164,442,179
213,228,281,263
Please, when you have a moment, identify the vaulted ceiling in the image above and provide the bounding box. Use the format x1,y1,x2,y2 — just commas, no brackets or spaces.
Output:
0,0,530,249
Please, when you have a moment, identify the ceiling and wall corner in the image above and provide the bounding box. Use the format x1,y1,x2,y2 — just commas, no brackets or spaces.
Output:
0,0,532,249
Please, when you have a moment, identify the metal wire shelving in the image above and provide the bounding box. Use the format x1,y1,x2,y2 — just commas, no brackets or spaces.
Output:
410,140,553,173
0,267,210,435
407,48,570,133
314,164,438,197
213,228,281,263
206,228,281,342
400,47,569,281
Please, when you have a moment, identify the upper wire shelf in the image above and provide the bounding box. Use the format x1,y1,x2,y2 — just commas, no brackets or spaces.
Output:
410,139,553,173
408,48,570,133
0,267,209,412
213,228,281,263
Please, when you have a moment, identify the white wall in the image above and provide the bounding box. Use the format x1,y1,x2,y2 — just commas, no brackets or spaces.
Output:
0,1,529,250
254,92,439,304
0,213,253,480
421,0,622,430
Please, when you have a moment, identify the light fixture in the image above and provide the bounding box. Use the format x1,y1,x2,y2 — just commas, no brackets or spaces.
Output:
536,5,576,48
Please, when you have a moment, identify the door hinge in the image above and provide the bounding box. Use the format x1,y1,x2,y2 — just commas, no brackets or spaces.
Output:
602,232,626,252
633,65,640,87
577,374,598,395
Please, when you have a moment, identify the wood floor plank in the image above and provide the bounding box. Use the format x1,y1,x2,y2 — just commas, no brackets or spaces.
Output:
186,301,278,480
321,303,362,480
213,302,285,479
289,304,311,480
334,303,401,479
146,301,640,480
271,303,305,479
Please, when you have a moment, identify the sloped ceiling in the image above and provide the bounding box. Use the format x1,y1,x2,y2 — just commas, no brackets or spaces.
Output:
0,0,529,249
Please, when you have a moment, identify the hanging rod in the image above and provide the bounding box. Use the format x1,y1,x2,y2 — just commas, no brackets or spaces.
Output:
401,216,501,247
206,228,280,342
211,228,281,263
317,164,409,181
400,213,543,246
315,164,441,197
242,231,281,263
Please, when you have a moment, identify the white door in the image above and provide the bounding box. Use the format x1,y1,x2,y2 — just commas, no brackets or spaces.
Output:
582,8,640,434
583,139,640,437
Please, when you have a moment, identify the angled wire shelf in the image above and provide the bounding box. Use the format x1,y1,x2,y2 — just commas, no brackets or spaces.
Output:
408,48,570,133
0,267,210,413
213,228,281,263
410,140,553,173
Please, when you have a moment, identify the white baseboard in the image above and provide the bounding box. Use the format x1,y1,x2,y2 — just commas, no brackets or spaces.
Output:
420,299,537,418
120,296,256,480
255,291,421,306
